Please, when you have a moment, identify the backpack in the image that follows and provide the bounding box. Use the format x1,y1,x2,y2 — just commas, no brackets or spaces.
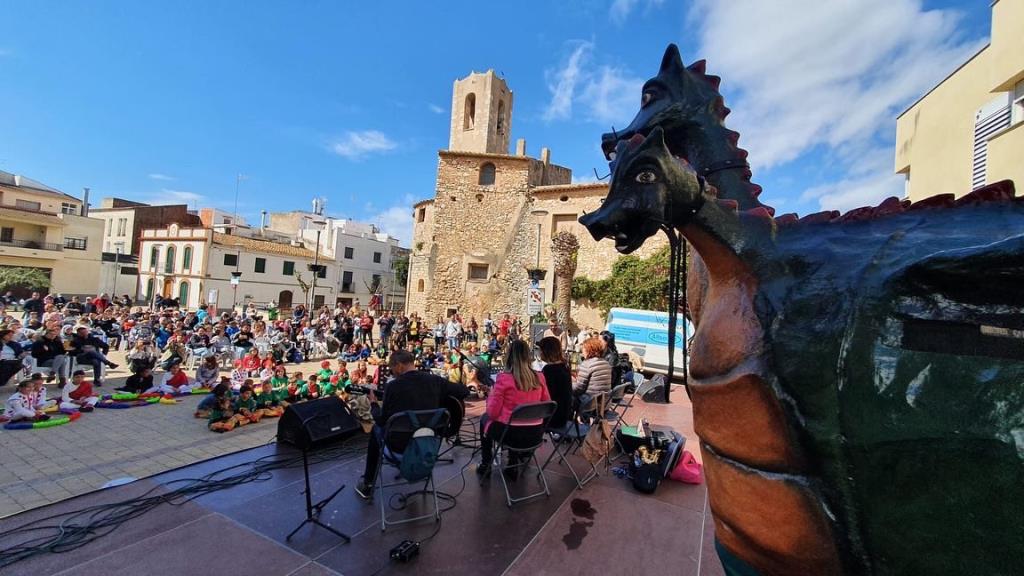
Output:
398,411,443,482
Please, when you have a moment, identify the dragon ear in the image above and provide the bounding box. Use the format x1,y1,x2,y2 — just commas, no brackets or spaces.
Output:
637,126,669,154
660,44,685,74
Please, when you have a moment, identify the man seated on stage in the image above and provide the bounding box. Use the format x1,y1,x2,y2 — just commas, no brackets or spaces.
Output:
354,349,469,500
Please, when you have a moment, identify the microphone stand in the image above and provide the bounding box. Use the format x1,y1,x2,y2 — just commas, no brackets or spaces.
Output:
286,413,351,543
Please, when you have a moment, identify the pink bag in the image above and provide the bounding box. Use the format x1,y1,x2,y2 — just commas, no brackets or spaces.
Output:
669,450,703,484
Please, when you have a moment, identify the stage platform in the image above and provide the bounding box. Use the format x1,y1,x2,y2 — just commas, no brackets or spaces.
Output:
1,392,724,576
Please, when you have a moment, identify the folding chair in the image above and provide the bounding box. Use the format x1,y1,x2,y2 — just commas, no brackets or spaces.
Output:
605,383,637,464
490,401,557,507
542,393,605,489
378,408,451,531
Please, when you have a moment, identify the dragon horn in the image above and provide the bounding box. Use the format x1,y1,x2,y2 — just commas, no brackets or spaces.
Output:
660,44,684,73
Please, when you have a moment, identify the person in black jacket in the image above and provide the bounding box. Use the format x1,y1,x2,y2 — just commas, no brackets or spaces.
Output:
354,349,468,500
69,327,117,386
31,327,70,385
538,336,573,430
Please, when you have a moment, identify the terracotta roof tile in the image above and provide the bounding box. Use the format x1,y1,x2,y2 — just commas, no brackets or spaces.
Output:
211,233,329,260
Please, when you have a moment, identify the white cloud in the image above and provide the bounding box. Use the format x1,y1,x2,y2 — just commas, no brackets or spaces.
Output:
148,173,175,181
543,42,592,122
610,0,664,24
369,194,417,247
688,0,985,198
329,130,397,160
799,146,905,212
579,66,643,125
428,103,445,115
157,189,205,204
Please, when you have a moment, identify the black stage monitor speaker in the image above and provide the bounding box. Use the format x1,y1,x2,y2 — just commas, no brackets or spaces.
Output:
278,398,362,449
637,374,668,404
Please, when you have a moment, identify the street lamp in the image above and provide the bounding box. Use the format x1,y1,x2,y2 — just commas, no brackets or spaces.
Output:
308,198,326,310
529,209,549,269
111,247,121,299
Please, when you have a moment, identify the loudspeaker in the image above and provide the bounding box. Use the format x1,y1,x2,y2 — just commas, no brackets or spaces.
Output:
637,374,668,403
278,398,362,449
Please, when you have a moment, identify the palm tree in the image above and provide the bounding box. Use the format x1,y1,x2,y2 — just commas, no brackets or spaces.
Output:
550,230,580,329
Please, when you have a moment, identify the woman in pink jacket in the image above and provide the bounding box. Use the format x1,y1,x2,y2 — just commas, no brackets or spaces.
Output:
477,340,550,477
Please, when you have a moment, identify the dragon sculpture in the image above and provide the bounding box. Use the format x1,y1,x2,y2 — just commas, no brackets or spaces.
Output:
580,45,1024,575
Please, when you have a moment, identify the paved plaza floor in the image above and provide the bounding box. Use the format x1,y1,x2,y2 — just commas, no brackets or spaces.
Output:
0,351,337,518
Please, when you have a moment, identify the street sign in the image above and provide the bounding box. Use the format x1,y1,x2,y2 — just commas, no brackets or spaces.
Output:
527,287,544,316
230,276,240,286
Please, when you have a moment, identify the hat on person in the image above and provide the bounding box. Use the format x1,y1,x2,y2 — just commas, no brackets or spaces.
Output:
467,356,493,387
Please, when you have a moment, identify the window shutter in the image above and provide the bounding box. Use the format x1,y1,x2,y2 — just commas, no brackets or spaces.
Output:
972,95,1011,190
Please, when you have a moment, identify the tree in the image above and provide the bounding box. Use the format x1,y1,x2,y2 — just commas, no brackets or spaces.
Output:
392,254,409,287
0,267,51,293
550,231,580,328
293,271,310,305
571,245,673,319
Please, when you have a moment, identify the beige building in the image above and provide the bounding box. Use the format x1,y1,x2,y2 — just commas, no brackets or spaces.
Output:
895,0,1023,200
0,171,103,298
407,71,664,328
139,224,338,312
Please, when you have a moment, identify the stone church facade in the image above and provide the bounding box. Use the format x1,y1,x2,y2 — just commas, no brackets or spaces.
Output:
406,70,664,327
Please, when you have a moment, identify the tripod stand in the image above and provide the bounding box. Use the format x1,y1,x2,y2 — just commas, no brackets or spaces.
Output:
286,418,351,542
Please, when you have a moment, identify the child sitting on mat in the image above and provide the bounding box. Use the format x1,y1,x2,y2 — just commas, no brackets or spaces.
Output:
229,360,247,391
195,380,231,419
60,370,99,412
208,394,244,432
30,373,57,411
149,363,196,395
119,366,154,394
254,380,283,418
300,373,320,400
270,365,289,403
3,379,50,423
234,383,260,423
285,371,302,404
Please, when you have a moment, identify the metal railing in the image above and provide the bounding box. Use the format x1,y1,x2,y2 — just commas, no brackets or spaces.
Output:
0,238,64,251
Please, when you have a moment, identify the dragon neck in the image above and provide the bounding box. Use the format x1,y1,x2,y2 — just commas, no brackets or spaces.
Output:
687,116,770,214
676,199,769,282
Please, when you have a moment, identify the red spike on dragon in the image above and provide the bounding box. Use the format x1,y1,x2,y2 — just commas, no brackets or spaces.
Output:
580,45,1024,576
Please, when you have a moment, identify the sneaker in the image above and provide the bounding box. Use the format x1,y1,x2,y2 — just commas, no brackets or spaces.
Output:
107,362,119,369
354,480,373,501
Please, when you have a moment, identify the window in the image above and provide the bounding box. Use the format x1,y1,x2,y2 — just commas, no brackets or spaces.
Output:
164,246,176,273
254,257,266,273
182,246,193,270
468,263,489,281
118,218,128,236
283,261,295,276
373,252,382,264
145,278,154,300
60,202,78,215
105,219,112,237
317,266,327,279
497,101,505,134
150,246,160,269
464,93,476,130
15,199,41,212
0,228,12,243
417,279,424,292
63,237,87,250
972,96,1011,189
223,253,238,267
417,207,426,223
178,281,189,304
371,274,382,289
479,162,496,186
344,247,354,259
342,271,354,292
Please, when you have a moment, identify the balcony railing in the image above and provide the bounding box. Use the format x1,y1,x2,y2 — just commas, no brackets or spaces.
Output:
0,238,64,251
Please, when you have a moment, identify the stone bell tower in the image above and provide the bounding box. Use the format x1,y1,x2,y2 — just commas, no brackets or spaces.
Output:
448,70,513,154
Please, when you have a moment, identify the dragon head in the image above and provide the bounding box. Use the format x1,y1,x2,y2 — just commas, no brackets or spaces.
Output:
580,126,704,253
600,44,727,171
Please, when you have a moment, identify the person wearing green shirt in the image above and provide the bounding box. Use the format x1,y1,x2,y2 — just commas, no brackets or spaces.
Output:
234,385,260,422
209,395,243,432
254,380,284,418
269,365,289,402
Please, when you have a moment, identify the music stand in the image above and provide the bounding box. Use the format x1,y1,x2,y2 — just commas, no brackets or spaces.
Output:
286,414,351,542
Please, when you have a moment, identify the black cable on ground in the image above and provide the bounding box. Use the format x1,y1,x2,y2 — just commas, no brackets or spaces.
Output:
0,438,367,570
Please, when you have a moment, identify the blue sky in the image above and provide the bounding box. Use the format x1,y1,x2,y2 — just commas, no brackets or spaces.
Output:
0,1,990,246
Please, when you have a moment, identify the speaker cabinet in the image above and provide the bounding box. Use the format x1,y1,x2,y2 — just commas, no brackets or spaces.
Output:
278,398,362,449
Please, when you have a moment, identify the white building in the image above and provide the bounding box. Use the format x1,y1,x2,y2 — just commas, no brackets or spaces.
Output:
267,211,404,310
138,224,338,312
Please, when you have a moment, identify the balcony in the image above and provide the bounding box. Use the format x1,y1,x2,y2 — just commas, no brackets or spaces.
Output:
0,238,64,251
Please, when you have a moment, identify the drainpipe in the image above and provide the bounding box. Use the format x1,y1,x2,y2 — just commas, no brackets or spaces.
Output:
81,188,90,217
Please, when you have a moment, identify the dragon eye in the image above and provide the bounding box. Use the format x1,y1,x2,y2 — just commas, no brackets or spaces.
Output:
635,171,658,184
641,91,653,107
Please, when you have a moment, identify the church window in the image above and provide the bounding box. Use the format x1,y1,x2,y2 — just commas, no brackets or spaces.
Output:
479,162,496,186
464,93,476,130
417,279,425,292
468,263,489,281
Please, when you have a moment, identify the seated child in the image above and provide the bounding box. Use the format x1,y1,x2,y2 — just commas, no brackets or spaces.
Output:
258,365,274,385
254,380,284,418
194,355,220,389
349,361,368,385
285,372,302,404
229,360,247,390
233,383,260,423
208,394,245,432
3,379,50,423
300,373,320,400
149,363,196,395
118,366,154,393
30,373,57,411
269,365,289,402
260,352,276,371
240,348,261,376
317,360,333,385
195,380,231,418
60,370,99,412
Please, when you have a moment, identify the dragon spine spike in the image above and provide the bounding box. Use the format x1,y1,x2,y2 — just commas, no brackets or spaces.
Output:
775,213,800,226
706,75,722,90
688,59,707,74
716,198,740,212
744,206,774,219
